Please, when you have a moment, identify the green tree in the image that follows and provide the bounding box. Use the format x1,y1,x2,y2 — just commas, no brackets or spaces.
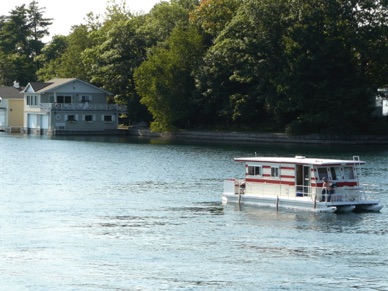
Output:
142,0,198,46
0,1,52,85
0,52,36,85
36,23,96,81
195,0,285,129
84,0,200,124
352,0,387,88
83,13,152,123
36,7,105,81
35,35,68,80
196,0,387,133
134,26,204,131
27,1,52,57
278,0,387,134
190,0,241,38
0,5,30,84
0,5,30,55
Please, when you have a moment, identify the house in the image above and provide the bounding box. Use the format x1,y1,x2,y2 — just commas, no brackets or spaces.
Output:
0,81,24,132
21,78,127,135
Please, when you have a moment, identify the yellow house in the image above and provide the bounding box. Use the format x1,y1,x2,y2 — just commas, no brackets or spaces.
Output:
0,82,24,132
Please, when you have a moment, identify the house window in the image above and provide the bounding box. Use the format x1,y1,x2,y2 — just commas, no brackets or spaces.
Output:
81,95,92,103
248,165,262,176
57,95,72,104
104,115,113,122
26,95,38,106
84,115,94,122
271,167,279,178
66,115,77,122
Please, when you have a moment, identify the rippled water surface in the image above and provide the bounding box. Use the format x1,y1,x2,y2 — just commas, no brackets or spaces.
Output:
1,133,387,290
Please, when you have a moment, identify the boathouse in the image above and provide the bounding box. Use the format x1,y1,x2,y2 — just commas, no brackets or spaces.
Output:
21,78,127,135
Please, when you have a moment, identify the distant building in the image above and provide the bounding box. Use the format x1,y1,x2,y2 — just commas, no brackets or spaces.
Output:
21,78,127,135
0,81,24,132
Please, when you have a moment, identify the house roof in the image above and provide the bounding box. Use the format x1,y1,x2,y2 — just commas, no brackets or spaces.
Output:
23,78,112,95
28,82,53,92
0,86,24,99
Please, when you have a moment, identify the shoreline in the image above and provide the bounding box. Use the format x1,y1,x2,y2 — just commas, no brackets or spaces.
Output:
127,128,388,145
2,128,387,145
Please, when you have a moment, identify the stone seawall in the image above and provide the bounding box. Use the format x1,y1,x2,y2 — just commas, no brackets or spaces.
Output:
127,128,388,145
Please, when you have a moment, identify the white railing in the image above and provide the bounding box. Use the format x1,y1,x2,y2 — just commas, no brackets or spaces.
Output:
40,103,127,112
317,186,371,203
247,183,310,199
225,180,378,203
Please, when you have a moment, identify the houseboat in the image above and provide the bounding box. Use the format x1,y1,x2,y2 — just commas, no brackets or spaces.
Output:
222,156,383,213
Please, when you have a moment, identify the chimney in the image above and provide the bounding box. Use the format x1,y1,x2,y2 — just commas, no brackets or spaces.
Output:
13,80,20,89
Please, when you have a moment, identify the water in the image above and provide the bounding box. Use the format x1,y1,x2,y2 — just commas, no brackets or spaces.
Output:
1,133,387,290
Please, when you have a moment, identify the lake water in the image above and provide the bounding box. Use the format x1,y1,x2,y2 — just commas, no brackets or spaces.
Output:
1,133,387,290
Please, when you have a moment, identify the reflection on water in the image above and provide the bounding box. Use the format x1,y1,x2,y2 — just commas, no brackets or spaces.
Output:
0,133,387,290
232,204,388,235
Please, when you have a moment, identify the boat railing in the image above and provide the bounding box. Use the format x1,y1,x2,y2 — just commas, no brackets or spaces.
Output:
248,184,317,200
224,180,380,202
359,183,381,200
293,185,372,203
316,186,378,203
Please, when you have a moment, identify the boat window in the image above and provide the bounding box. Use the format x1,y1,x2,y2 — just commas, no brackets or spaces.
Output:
317,168,328,180
330,167,341,180
271,167,279,178
343,167,355,179
248,165,262,176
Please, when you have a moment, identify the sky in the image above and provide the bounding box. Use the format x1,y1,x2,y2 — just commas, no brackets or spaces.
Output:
2,0,162,39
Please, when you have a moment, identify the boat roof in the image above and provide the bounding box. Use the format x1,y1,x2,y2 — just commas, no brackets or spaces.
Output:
234,156,365,165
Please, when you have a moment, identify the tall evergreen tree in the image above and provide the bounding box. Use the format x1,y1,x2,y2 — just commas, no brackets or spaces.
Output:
27,1,53,57
0,5,30,55
0,1,52,85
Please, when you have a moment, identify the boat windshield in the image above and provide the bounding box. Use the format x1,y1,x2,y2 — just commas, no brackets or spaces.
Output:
317,168,327,180
330,167,341,180
343,166,355,179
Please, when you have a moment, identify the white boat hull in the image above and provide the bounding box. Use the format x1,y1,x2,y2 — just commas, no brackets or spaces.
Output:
335,205,356,212
222,193,337,213
222,192,383,213
355,204,383,212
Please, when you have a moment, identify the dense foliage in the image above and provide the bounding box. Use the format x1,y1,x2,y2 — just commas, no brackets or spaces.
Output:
1,0,387,134
0,1,52,85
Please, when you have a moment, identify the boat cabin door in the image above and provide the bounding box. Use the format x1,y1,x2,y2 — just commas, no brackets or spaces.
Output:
296,165,311,195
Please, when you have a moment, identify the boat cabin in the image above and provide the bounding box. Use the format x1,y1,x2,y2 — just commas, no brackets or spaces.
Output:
235,156,363,198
